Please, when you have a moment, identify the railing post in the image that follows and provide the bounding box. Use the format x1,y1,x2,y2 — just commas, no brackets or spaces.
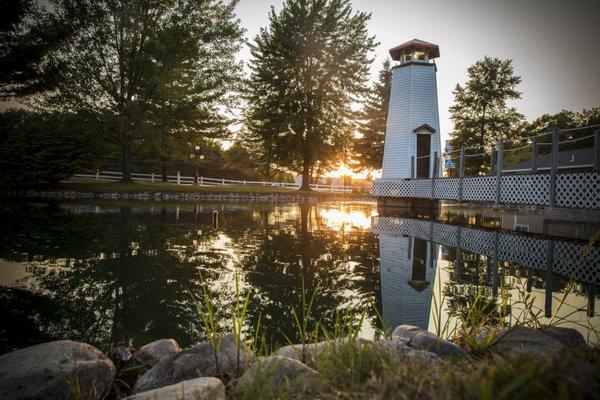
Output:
200,176,203,186
221,178,225,186
431,152,438,199
531,138,538,174
549,127,559,207
594,129,599,171
177,171,181,185
495,139,504,205
545,240,555,318
96,170,100,180
458,147,465,202
243,180,246,186
151,173,155,183
411,156,415,179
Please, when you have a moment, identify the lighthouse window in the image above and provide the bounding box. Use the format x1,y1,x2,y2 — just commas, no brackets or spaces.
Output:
414,50,426,61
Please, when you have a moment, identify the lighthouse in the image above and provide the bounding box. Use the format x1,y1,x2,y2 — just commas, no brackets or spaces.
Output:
381,39,442,179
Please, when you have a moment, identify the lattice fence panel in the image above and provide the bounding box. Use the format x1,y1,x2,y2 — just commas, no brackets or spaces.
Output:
459,227,496,256
553,241,600,285
431,222,459,246
498,233,548,269
371,216,417,236
556,172,600,209
500,174,550,205
462,176,497,202
434,178,460,200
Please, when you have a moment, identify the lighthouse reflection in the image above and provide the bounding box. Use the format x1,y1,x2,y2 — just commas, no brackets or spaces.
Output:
374,208,599,339
380,235,438,329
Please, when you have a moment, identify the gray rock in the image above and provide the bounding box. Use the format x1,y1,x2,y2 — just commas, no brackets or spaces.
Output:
134,339,181,366
488,326,565,355
126,377,225,400
374,339,441,364
133,334,253,394
391,325,423,342
540,327,587,348
235,356,320,397
0,340,115,400
409,331,468,358
275,338,371,365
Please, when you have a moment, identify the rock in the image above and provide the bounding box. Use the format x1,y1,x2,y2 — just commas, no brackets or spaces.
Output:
0,340,115,400
133,334,253,394
274,338,371,365
125,377,225,400
409,331,468,358
540,327,587,348
488,326,565,355
235,356,321,398
374,338,441,364
134,339,181,366
116,346,133,362
391,325,423,342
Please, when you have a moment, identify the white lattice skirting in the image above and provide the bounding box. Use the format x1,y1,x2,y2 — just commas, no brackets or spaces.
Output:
372,216,600,285
371,172,600,209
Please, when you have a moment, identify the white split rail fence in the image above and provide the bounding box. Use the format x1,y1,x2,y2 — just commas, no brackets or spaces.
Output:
74,170,359,193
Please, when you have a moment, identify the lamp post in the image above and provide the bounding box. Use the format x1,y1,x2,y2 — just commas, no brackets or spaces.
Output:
192,145,205,184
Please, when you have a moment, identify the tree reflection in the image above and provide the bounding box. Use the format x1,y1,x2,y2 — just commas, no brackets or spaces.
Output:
0,201,380,354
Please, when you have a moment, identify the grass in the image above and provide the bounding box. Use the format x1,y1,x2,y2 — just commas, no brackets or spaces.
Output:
13,179,369,198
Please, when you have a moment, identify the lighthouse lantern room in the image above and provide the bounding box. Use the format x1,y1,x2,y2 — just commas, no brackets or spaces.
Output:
381,39,442,180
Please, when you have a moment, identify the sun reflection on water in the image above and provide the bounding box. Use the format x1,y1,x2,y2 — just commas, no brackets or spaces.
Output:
319,204,377,230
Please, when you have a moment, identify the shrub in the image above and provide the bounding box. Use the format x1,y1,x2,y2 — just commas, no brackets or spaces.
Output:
0,110,97,186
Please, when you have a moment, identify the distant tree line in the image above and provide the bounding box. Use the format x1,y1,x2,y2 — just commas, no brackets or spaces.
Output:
0,0,598,187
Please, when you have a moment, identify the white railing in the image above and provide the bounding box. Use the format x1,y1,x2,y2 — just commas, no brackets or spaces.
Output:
73,170,359,193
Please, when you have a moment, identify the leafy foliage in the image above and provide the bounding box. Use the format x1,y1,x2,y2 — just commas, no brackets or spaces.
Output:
352,59,392,172
39,0,243,181
449,57,524,175
245,0,376,190
0,110,97,186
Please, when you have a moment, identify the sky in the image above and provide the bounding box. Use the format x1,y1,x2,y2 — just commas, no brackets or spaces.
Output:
235,0,600,146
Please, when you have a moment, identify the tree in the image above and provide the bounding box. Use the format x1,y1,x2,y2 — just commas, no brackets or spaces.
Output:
40,0,243,181
352,59,392,172
0,0,75,98
449,57,523,175
0,110,97,186
245,0,376,190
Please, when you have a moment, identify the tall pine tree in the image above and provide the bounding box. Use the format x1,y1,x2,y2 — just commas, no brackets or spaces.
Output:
353,59,391,172
449,56,523,175
245,0,376,190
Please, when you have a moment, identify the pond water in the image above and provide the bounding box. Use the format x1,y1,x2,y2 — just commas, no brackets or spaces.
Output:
0,200,598,355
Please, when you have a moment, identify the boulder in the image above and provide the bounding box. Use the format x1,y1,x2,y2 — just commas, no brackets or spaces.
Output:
0,340,115,400
540,327,587,348
374,338,441,364
133,334,253,394
125,377,225,400
134,339,181,366
274,338,371,365
409,331,468,358
391,325,423,342
235,356,320,398
486,326,565,355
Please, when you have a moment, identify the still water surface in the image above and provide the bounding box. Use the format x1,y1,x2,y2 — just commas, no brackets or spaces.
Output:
0,200,598,354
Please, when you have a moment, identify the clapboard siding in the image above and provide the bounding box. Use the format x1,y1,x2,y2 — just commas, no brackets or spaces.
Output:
379,235,437,330
382,63,441,179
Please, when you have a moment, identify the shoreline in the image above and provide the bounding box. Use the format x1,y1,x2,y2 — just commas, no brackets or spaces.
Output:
1,180,374,203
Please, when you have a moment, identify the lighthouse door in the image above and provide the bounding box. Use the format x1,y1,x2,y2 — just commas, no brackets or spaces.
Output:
416,134,431,178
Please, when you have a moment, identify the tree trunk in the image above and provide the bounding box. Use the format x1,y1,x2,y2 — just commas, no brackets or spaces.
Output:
161,158,168,182
121,139,132,182
299,158,311,191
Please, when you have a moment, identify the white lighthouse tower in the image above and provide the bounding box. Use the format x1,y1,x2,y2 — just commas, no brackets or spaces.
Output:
381,39,442,179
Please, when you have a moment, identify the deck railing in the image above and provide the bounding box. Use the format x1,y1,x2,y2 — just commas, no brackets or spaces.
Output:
372,127,600,209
